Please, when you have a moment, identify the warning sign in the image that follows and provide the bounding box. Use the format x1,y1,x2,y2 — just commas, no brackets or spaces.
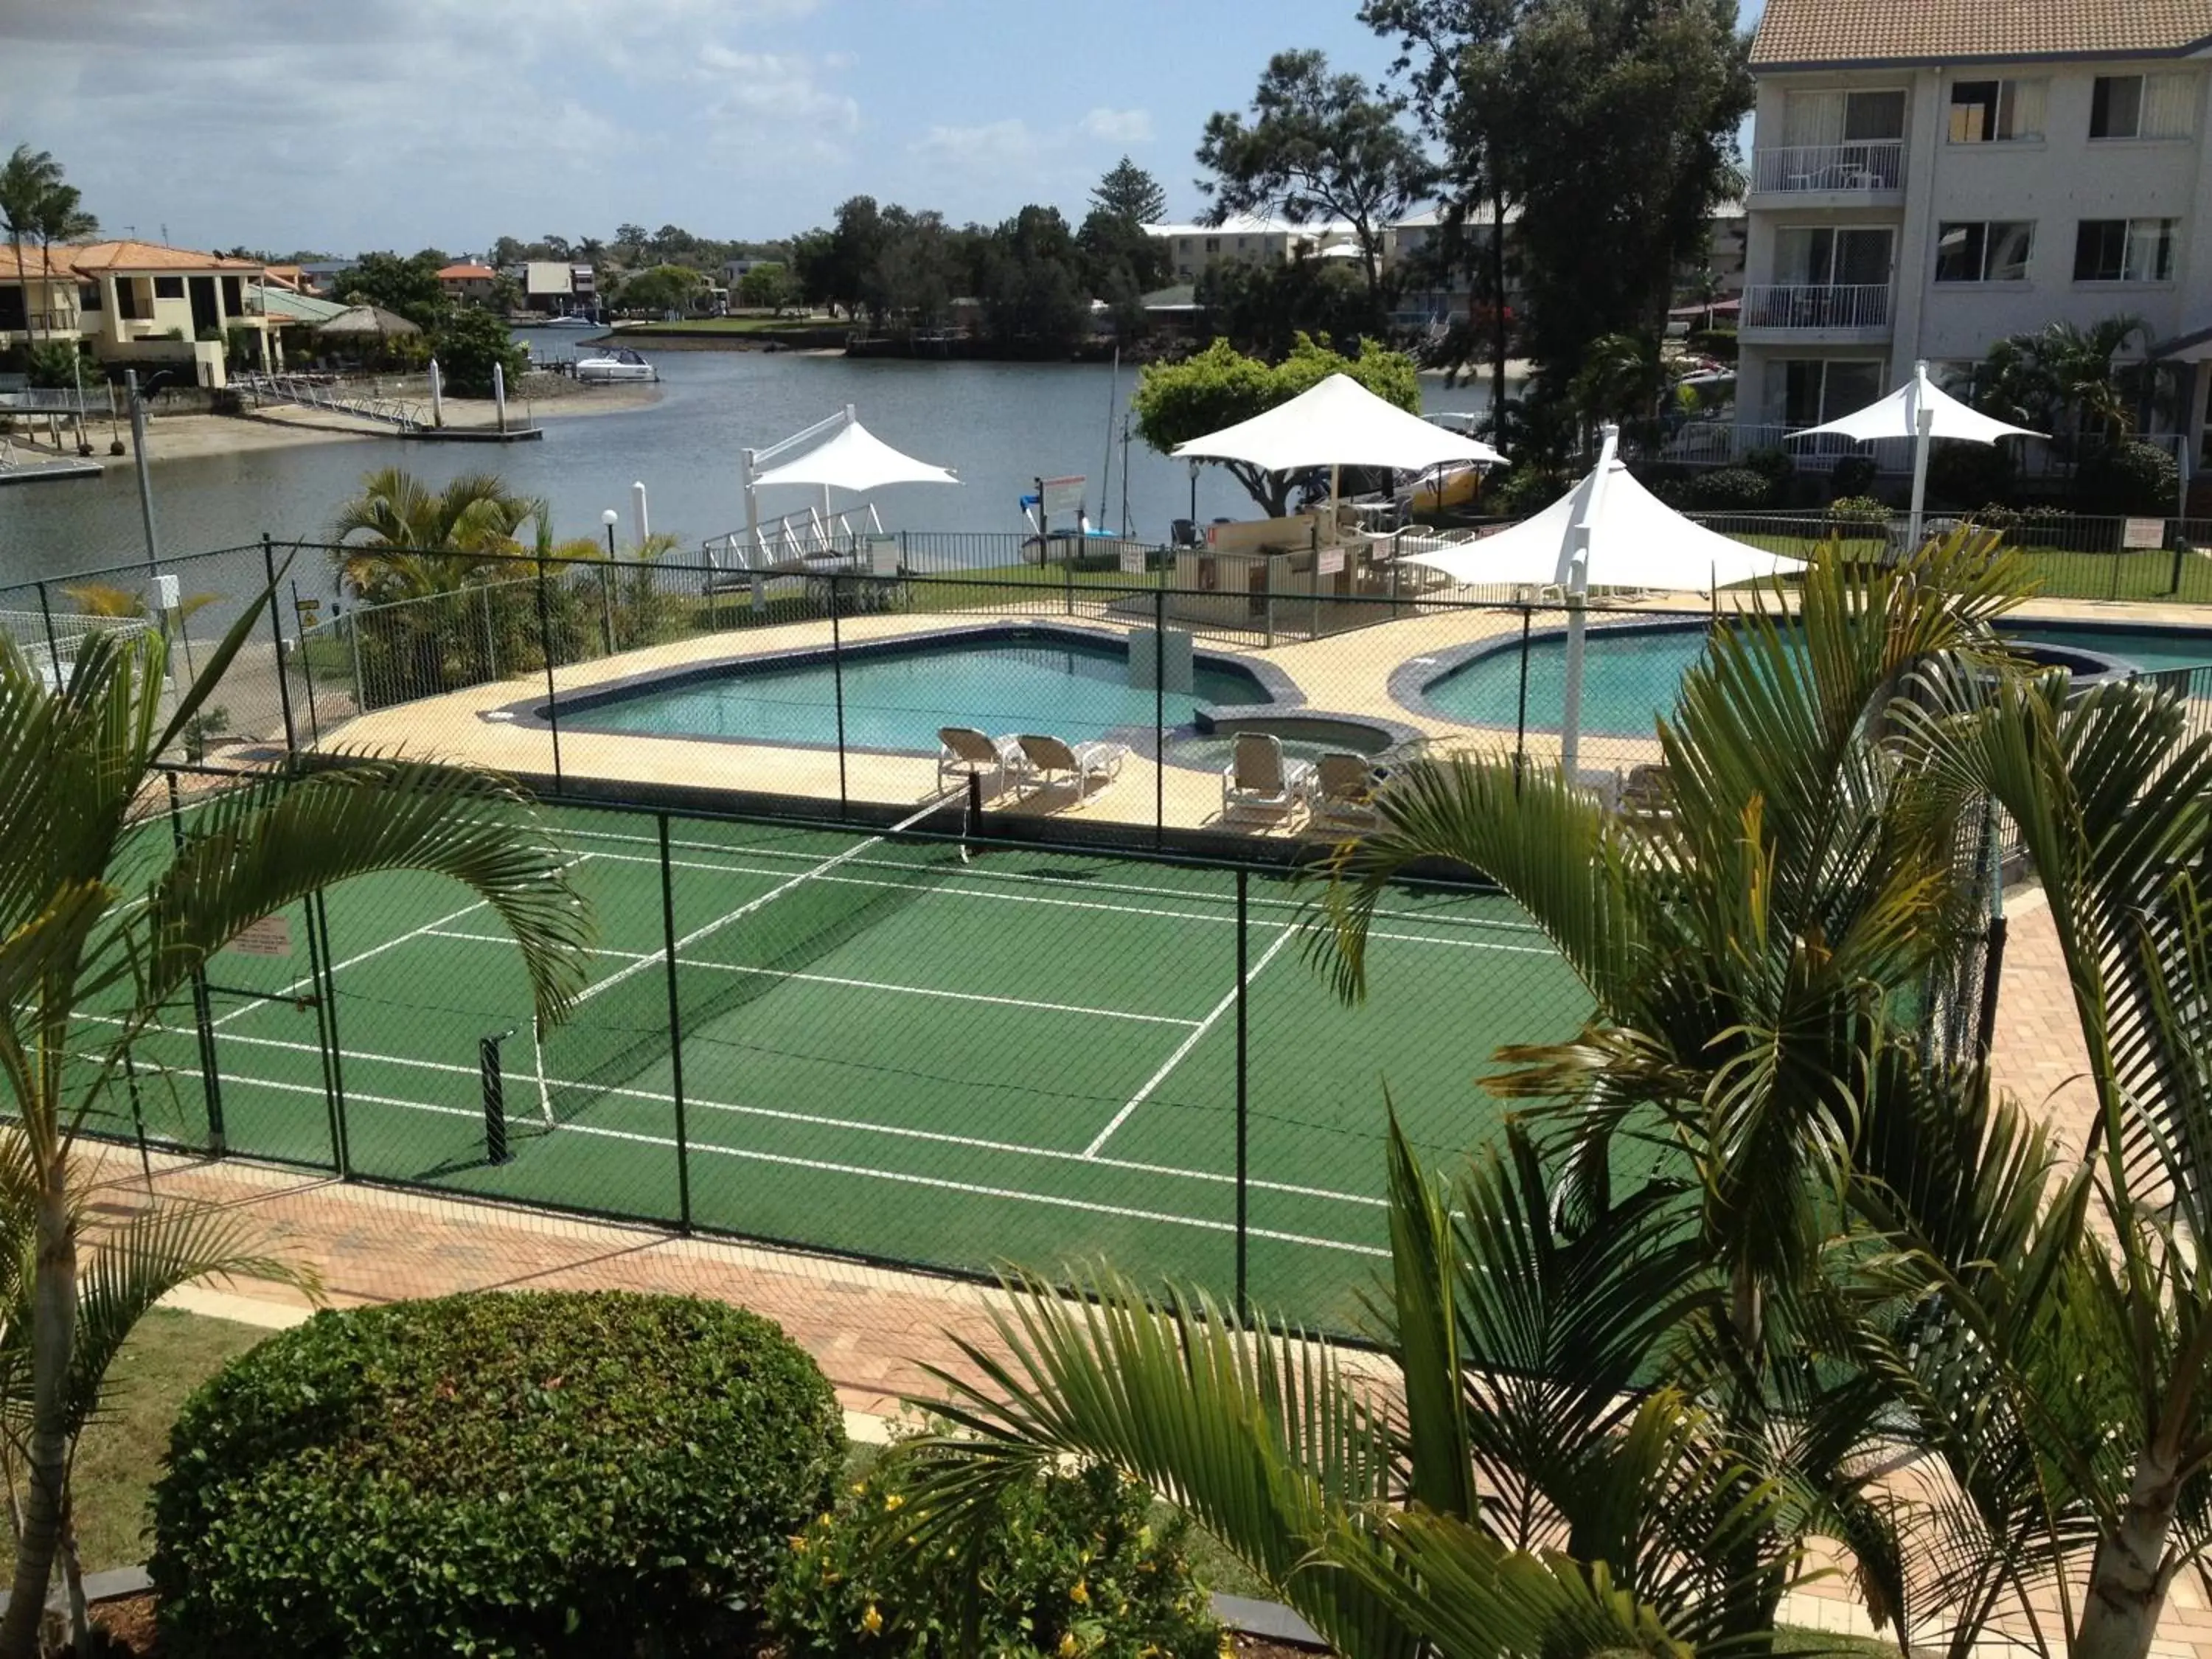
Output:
2122,518,2166,549
226,915,292,958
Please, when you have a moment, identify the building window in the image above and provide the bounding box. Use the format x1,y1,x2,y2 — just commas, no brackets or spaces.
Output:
1204,237,1221,254
77,282,100,313
2091,74,2194,139
1948,78,2047,142
153,275,184,300
2074,218,2179,282
1935,220,2034,282
116,279,142,320
1776,359,1885,426
1781,88,1907,145
1775,224,1893,286
220,276,243,316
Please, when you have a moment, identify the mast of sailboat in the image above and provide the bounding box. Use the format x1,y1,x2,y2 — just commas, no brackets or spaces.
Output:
1100,345,1119,534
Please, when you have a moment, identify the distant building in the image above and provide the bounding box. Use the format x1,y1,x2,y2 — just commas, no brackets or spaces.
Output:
1143,215,1365,284
294,260,355,297
1738,0,2210,464
0,240,276,385
437,262,498,304
509,260,594,315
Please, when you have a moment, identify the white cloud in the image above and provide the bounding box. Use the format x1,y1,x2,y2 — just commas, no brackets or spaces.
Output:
1079,108,1154,145
908,119,1037,169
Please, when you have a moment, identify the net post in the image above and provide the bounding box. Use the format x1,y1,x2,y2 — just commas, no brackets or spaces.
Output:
33,581,62,689
302,888,347,1177
481,1032,511,1166
831,574,848,813
1153,584,1166,848
164,770,226,1155
658,813,694,1231
263,534,299,760
291,580,322,746
1234,866,1250,1325
314,888,350,1175
1513,606,1532,785
964,770,985,852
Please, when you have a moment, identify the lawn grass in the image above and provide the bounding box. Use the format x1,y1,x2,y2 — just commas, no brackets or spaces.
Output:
2,1310,270,1576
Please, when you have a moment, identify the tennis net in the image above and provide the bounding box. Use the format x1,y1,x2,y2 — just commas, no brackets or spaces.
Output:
524,797,968,1132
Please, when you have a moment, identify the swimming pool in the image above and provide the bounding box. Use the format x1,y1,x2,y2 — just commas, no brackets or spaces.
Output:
557,627,1278,753
1411,619,2212,737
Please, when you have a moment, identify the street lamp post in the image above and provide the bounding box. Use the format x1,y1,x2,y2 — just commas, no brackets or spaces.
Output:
1187,457,1199,531
602,508,619,560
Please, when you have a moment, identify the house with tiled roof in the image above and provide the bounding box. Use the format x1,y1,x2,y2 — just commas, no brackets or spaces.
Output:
1734,0,2212,469
437,262,498,304
0,240,276,385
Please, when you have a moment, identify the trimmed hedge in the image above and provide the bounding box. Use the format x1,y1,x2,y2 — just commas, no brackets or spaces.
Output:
150,1290,844,1658
769,1449,1222,1659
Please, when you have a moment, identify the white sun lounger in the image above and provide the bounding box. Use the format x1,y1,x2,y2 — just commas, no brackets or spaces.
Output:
1310,751,1382,834
1222,731,1315,825
1016,733,1127,801
936,726,1026,796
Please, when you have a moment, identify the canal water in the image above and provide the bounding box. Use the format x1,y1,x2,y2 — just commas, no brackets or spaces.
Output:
0,350,1495,592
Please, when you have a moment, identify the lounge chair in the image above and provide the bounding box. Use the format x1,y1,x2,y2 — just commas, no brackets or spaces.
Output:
1618,762,1672,821
1221,731,1316,825
936,726,1026,796
1310,751,1382,834
1016,733,1127,801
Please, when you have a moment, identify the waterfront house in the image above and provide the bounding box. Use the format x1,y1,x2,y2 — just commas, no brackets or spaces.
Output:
1736,0,2210,469
1,239,275,386
437,262,499,305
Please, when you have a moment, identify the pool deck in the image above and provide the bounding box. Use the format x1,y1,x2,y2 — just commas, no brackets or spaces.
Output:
318,588,2212,838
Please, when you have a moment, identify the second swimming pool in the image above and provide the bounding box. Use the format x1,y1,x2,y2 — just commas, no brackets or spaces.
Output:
1413,619,2212,737
557,628,1276,752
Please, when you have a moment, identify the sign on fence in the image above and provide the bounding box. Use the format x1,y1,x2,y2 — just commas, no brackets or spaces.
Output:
1118,543,1148,576
226,915,292,958
2124,517,2166,550
1318,547,1346,577
1038,475,1086,518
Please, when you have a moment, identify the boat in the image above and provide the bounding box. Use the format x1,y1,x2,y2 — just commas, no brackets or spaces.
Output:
543,313,598,328
574,346,658,384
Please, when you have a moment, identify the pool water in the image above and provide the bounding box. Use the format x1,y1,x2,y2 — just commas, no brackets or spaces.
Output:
563,633,1272,751
1420,622,2212,737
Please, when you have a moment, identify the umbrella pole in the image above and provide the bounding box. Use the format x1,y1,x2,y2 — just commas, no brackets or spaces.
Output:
1559,426,1617,782
1906,361,1934,550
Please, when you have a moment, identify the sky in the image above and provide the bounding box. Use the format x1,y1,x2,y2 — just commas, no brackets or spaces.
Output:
0,0,1764,261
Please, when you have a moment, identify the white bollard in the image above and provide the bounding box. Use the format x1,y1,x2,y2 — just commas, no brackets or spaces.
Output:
632,481,650,545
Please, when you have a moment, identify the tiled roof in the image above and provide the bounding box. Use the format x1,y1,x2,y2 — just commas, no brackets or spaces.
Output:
63,241,264,274
438,262,495,279
1751,0,2212,66
0,245,77,281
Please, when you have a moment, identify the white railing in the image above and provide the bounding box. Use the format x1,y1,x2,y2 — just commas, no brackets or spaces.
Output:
699,502,887,574
233,373,425,432
1741,283,1892,332
1750,141,1905,193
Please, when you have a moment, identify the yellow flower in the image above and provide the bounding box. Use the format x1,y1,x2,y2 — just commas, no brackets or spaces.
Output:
1058,1634,1080,1658
850,1481,869,1495
884,1492,905,1512
1070,1579,1090,1605
861,1603,883,1635
1217,1636,1236,1659
787,1535,809,1554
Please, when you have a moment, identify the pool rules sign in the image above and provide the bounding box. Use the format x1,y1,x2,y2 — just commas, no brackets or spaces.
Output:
226,914,293,957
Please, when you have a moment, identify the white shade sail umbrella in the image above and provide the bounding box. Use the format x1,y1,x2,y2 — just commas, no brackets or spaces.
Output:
1173,372,1506,474
750,417,959,492
1790,360,2042,543
1402,426,1803,775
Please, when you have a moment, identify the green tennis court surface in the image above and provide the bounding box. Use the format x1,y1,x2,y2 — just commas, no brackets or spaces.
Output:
99,802,1588,1332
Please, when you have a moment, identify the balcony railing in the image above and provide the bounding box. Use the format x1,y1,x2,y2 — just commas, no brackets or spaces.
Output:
1741,283,1891,332
1750,141,1905,194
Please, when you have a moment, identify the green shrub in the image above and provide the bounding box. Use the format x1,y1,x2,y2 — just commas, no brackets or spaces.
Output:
1738,446,1795,486
150,1290,843,1658
771,1448,1222,1659
1484,464,1569,518
1825,495,1891,527
1927,437,2015,508
1828,453,1879,498
2076,439,2179,517
1684,467,1775,510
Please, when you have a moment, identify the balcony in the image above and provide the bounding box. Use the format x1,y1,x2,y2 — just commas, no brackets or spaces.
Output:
1747,141,1905,205
1739,283,1892,343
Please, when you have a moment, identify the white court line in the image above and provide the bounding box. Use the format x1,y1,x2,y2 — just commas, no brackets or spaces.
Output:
217,1071,1386,1258
426,928,1202,1028
172,1021,1383,1208
1083,925,1299,1159
578,849,1554,953
560,824,1547,936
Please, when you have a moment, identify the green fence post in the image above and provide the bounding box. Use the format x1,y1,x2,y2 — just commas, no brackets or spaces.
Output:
659,814,693,1232
537,555,563,793
262,534,298,761
1234,867,1250,1324
165,770,226,1156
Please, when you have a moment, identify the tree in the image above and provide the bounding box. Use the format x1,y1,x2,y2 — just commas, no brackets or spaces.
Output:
335,250,450,330
1977,315,2154,445
975,206,1091,354
1133,335,1421,515
1196,49,1433,309
786,229,835,313
0,146,65,348
613,262,706,318
1198,254,1379,359
428,306,528,398
1089,156,1167,226
1476,0,1751,392
31,179,96,349
613,223,648,263
0,605,594,1659
328,467,547,599
737,261,795,312
825,197,888,322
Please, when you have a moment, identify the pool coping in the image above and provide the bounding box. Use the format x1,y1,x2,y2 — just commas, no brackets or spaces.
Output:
1385,611,2212,734
479,619,1310,771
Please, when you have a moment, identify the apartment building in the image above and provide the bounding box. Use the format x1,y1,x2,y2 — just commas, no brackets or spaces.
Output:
1736,0,2212,461
1144,215,1365,284
0,240,274,386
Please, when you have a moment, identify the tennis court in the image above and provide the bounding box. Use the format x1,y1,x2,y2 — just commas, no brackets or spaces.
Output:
102,798,1588,1332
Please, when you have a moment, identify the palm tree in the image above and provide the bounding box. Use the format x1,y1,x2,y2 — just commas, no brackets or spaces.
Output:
328,466,549,601
0,146,62,348
32,180,95,355
0,1123,312,1652
0,591,594,1659
1977,316,2152,448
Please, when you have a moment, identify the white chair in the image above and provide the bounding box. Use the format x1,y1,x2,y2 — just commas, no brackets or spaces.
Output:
1222,731,1315,825
1017,733,1127,802
936,726,1025,796
1310,751,1382,835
